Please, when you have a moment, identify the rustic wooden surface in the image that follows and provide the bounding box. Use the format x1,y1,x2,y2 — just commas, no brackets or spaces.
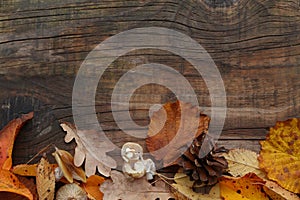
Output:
0,0,299,165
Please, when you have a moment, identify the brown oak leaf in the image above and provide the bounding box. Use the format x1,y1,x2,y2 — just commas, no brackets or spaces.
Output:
60,122,117,177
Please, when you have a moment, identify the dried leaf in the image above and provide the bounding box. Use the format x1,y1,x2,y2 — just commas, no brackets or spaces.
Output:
56,183,87,200
0,112,33,170
219,173,269,200
172,172,221,200
12,164,57,177
81,175,105,200
100,170,173,200
16,176,37,200
61,122,116,177
53,147,86,183
36,158,55,200
0,170,33,200
263,179,300,200
146,101,210,167
222,149,265,177
259,118,300,193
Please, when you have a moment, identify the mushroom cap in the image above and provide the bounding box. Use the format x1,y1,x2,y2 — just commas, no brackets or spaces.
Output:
56,183,87,200
121,142,143,162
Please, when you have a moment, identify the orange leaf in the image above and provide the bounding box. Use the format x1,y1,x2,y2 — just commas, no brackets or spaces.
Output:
82,175,105,200
12,164,58,177
146,100,210,167
219,173,269,200
36,158,55,200
0,169,33,200
0,112,33,170
259,118,300,194
53,147,86,183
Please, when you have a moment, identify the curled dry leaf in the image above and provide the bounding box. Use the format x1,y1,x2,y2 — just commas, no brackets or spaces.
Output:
100,170,174,200
172,172,221,200
60,122,116,177
0,112,33,170
259,118,300,193
36,158,55,200
263,179,300,200
219,173,269,200
146,100,210,167
0,170,33,200
53,147,86,183
56,183,87,200
81,175,105,200
12,164,57,177
222,149,265,178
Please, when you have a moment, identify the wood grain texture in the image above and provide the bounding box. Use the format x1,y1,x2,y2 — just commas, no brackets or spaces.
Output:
0,0,299,164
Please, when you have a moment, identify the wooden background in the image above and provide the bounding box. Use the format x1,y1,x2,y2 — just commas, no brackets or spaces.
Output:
0,0,299,165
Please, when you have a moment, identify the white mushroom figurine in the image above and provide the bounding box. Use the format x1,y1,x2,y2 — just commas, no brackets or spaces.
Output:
121,142,156,180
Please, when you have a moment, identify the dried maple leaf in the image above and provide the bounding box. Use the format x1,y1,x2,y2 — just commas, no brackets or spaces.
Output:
100,170,174,200
36,158,55,200
172,172,222,200
222,149,265,178
0,112,33,170
12,164,57,177
263,179,300,200
0,170,33,200
81,175,105,200
53,147,86,183
60,122,116,177
146,100,210,167
259,118,300,194
219,173,269,200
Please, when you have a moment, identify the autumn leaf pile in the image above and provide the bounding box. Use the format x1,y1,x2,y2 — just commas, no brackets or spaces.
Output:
0,101,300,200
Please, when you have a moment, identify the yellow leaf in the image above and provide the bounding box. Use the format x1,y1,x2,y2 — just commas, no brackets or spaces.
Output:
219,173,269,200
0,170,33,200
223,149,265,178
259,118,300,193
53,147,86,183
12,164,57,177
82,175,105,200
172,172,221,200
36,158,55,200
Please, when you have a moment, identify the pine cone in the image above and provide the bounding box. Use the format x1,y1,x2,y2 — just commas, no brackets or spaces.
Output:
176,133,228,191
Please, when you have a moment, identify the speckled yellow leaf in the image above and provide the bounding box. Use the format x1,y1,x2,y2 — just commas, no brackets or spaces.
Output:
219,173,269,200
259,118,300,194
36,158,55,200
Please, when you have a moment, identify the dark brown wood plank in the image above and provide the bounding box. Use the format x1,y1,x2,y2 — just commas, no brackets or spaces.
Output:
0,0,299,164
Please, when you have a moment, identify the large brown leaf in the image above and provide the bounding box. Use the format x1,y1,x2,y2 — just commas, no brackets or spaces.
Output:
146,100,210,167
0,112,33,170
100,170,173,200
